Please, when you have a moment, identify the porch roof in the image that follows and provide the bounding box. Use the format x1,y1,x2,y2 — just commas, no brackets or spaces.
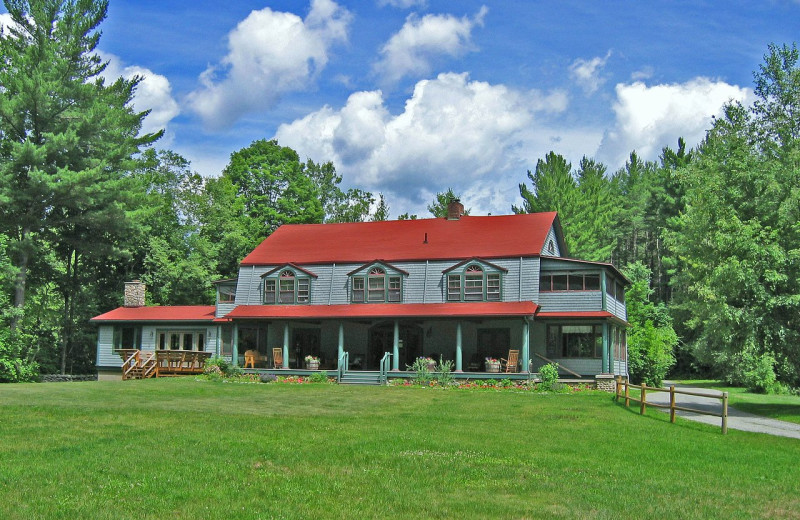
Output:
225,301,538,320
535,310,629,325
90,305,216,322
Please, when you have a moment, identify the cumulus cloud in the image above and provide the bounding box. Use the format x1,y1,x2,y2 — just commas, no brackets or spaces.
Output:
569,50,611,95
187,0,351,130
597,78,753,167
276,72,574,214
98,52,180,137
374,6,488,85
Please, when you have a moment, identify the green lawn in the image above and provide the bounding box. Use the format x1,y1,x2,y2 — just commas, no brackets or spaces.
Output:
1,379,799,520
676,380,800,424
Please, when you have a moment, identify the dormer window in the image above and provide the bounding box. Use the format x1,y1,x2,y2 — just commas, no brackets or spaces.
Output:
349,262,406,303
262,264,315,304
444,259,504,302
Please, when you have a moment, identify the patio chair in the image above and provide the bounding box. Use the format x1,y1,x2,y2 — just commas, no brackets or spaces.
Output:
501,350,519,373
272,348,283,369
243,350,258,369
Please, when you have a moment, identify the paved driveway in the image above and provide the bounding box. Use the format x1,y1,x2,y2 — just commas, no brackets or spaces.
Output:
641,381,800,439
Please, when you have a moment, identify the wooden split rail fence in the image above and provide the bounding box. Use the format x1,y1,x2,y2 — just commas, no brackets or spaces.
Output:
615,376,729,434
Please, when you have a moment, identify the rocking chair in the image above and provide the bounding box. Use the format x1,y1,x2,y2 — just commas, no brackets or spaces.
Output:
501,350,519,373
272,348,283,369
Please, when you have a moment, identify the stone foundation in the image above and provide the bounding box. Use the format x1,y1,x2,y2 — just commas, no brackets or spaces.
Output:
40,374,98,383
594,374,617,393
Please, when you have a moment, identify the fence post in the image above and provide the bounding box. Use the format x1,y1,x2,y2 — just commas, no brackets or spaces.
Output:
722,392,728,435
640,384,647,415
624,380,630,407
615,376,621,402
670,385,676,423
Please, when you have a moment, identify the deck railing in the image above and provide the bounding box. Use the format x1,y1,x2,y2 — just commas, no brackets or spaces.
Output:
616,376,729,434
379,352,392,385
337,351,349,383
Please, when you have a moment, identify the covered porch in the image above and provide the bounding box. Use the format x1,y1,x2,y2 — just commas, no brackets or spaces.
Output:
220,302,538,374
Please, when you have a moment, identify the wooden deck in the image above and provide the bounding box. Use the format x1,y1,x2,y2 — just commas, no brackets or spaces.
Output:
118,350,211,380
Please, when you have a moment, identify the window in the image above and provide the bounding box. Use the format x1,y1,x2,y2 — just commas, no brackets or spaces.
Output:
157,330,206,351
547,240,555,255
263,269,311,304
352,277,365,302
218,285,236,303
464,265,484,301
113,326,141,350
446,263,503,302
546,324,603,358
351,266,403,303
368,267,385,302
447,274,461,301
540,273,601,292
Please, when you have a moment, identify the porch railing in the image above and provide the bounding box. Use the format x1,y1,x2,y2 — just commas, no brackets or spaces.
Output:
337,351,349,383
379,352,392,385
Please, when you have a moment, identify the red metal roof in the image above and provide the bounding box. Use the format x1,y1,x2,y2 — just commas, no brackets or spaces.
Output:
535,311,629,324
226,301,538,320
90,306,216,322
240,212,559,265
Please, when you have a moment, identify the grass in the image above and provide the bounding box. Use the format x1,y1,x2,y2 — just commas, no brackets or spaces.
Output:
1,379,799,519
676,379,800,424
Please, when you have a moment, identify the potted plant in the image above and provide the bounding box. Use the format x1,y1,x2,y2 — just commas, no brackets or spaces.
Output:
419,356,436,371
485,357,501,373
305,355,320,370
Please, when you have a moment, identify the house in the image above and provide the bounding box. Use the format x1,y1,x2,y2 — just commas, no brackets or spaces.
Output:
92,201,628,384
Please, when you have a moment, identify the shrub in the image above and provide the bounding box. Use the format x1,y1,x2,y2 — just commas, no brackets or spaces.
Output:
259,373,277,383
538,363,559,391
408,357,433,385
204,356,243,379
309,371,329,384
436,357,454,386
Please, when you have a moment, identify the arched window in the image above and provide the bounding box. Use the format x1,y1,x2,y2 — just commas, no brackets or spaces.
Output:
351,265,403,303
263,268,311,304
446,262,502,302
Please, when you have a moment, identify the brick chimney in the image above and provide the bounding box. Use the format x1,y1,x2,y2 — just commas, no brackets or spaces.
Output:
446,199,465,220
124,280,146,307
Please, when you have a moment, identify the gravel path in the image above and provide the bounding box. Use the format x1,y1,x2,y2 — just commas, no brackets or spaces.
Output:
637,381,800,439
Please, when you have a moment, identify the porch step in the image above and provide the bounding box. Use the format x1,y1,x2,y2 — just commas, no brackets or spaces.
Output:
339,371,382,385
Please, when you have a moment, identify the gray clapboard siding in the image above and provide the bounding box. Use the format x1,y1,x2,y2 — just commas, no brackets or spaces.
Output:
529,356,603,376
538,291,602,312
96,325,117,367
216,303,236,318
542,226,561,256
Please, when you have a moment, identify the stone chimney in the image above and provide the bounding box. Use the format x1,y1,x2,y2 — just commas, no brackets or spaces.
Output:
446,198,465,220
124,280,146,307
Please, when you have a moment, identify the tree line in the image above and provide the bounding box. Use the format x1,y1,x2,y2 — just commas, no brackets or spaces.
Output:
1,2,798,393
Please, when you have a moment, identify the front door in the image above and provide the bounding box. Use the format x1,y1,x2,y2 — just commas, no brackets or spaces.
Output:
368,322,422,370
292,328,321,367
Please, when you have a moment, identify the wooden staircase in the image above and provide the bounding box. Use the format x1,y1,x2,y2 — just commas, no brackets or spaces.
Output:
122,350,157,380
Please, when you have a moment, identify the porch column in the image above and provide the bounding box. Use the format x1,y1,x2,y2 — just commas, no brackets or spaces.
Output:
521,318,530,373
232,323,239,366
392,320,400,371
283,323,290,369
337,322,344,361
455,321,463,372
215,325,221,356
602,322,609,374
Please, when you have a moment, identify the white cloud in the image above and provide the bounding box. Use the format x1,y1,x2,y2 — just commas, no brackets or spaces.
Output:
378,0,428,8
374,6,488,85
630,66,654,81
597,78,753,167
276,72,577,215
186,0,351,130
569,51,611,95
98,52,180,137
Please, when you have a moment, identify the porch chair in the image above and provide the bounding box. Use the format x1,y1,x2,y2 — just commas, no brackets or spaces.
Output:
501,350,519,373
272,348,283,369
243,350,258,369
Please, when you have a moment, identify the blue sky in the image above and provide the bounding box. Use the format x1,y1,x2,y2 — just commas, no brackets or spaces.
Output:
6,1,799,216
